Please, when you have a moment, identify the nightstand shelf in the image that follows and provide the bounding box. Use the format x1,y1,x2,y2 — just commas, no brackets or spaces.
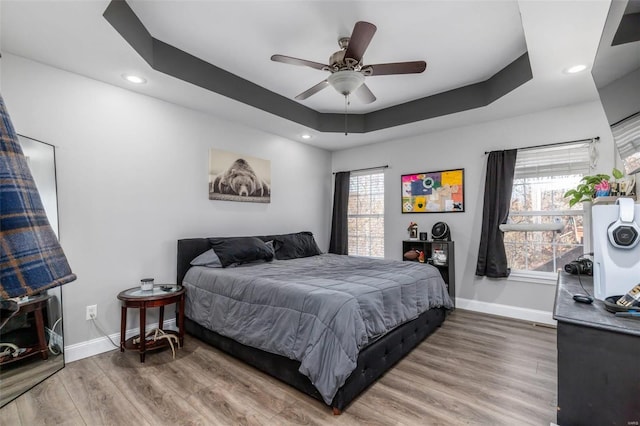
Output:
402,240,455,307
0,294,51,367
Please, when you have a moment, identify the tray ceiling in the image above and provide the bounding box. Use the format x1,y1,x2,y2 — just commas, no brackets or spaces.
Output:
0,1,616,150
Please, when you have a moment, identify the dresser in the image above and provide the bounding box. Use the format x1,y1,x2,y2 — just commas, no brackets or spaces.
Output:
553,273,640,425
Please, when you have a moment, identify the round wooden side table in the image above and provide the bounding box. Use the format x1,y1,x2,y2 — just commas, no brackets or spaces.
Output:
0,293,51,366
117,285,185,363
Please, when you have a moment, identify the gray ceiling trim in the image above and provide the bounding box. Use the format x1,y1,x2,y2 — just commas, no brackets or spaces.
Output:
104,0,532,134
365,52,531,132
592,0,640,90
612,12,640,45
613,0,640,46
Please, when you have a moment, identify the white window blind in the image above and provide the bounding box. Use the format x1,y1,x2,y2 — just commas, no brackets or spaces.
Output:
611,112,640,175
513,141,594,179
348,170,384,257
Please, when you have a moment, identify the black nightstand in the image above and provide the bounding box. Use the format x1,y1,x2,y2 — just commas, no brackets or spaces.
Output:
402,240,455,306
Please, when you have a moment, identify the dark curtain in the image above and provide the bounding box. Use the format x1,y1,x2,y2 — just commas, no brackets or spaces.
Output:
329,171,351,254
476,149,517,278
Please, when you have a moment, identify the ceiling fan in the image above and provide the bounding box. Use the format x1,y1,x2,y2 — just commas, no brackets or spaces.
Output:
271,21,427,104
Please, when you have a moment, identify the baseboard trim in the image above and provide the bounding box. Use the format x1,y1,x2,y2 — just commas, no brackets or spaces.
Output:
65,319,176,363
456,298,556,326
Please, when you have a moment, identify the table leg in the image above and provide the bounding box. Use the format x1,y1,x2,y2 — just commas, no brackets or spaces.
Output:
158,305,165,331
139,305,146,363
178,293,185,347
33,308,48,360
120,306,126,352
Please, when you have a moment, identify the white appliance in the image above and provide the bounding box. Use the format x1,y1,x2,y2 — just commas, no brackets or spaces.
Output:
592,198,640,300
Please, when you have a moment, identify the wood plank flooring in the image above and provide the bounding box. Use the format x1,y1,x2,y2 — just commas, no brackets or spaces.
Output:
0,354,64,407
0,309,557,425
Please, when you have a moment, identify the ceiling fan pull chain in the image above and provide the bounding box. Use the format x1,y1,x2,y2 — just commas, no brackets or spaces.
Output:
344,95,349,136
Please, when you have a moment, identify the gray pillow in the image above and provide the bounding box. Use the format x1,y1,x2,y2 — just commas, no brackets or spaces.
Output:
209,237,274,267
190,248,222,268
272,231,322,260
265,240,276,258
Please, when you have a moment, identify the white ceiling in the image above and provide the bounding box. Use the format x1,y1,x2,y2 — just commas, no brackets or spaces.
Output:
0,0,616,150
129,0,526,113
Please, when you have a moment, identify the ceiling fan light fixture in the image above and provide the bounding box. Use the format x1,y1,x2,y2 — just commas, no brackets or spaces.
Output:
328,70,365,96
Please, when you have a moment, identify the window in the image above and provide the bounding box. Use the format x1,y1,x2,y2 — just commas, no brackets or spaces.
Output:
504,141,595,275
348,171,384,257
611,111,640,175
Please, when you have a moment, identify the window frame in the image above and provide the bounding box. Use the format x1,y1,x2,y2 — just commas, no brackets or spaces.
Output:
347,169,385,258
504,141,595,277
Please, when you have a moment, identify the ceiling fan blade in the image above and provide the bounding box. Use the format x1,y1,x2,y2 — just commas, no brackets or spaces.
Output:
271,54,328,71
368,61,427,76
355,83,376,104
344,21,377,63
295,80,330,100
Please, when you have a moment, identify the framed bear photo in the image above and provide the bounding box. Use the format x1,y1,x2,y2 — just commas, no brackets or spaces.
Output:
209,149,271,203
401,168,464,213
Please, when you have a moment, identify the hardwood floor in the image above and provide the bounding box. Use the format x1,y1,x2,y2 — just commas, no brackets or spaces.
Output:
0,310,557,425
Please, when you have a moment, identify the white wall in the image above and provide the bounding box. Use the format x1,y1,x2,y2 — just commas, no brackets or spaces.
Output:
1,54,332,347
1,51,618,350
332,101,615,316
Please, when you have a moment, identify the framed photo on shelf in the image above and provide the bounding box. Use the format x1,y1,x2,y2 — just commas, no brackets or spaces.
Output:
401,168,464,213
409,227,418,239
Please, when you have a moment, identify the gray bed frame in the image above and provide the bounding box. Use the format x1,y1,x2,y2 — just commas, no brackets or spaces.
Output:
177,237,447,414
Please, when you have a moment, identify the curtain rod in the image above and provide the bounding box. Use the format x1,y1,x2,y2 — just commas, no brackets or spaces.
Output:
333,165,389,175
484,137,599,155
611,111,640,127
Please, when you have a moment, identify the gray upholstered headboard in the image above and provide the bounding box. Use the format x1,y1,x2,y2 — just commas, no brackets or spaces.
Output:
177,232,320,285
177,235,274,285
176,238,210,285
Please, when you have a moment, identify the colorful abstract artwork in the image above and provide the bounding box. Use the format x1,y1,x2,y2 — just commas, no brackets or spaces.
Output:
401,169,464,213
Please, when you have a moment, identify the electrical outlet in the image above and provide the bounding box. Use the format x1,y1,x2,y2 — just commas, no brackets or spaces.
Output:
86,305,97,321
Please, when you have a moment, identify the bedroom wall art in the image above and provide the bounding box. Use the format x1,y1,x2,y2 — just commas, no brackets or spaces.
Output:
401,168,465,213
209,149,271,203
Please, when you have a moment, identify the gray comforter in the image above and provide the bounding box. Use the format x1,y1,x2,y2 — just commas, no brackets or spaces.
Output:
183,254,453,404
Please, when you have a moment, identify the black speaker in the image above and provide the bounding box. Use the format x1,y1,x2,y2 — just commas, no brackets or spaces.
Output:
431,222,450,241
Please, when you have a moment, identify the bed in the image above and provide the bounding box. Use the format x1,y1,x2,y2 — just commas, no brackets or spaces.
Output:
177,232,453,414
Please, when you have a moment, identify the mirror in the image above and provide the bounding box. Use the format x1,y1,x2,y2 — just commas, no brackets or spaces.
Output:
0,135,65,407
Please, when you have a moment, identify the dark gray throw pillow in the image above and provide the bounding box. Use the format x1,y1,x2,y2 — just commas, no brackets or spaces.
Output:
209,237,274,267
273,231,322,260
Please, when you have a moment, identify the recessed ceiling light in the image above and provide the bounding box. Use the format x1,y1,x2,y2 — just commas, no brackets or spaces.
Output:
301,134,312,140
564,64,588,74
122,74,147,84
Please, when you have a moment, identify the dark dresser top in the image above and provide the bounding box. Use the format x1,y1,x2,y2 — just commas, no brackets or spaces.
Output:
554,272,640,337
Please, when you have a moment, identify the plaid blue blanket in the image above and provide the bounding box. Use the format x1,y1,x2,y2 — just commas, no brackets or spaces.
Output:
0,94,76,298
